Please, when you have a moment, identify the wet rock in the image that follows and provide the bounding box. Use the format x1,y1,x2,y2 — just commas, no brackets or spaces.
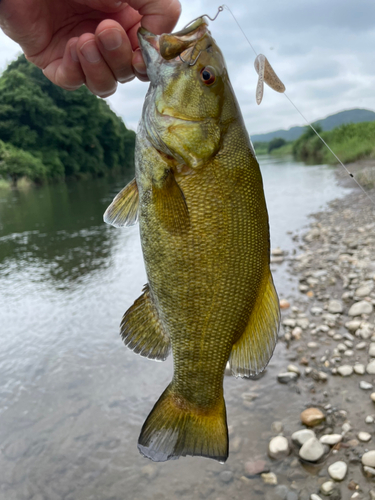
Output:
320,481,335,495
271,421,284,433
299,437,325,462
274,485,289,500
367,361,375,375
244,460,268,477
319,434,342,446
268,436,290,459
337,365,353,377
366,415,374,424
328,300,343,314
292,429,316,446
360,381,373,390
272,247,284,256
287,492,298,500
297,317,310,330
310,495,323,500
287,364,301,376
230,435,242,453
301,408,325,427
370,343,375,357
358,432,371,442
362,450,375,467
280,299,290,309
370,490,375,500
292,327,302,340
278,372,298,384
220,470,233,483
141,464,158,480
348,301,373,316
364,466,375,477
261,472,277,485
328,461,347,481
353,364,365,375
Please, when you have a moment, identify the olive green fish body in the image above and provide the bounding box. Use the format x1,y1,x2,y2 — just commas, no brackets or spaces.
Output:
104,19,280,463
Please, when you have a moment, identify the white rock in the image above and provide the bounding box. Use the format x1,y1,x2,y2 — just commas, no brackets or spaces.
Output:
367,361,375,375
268,436,290,459
362,450,375,467
355,283,374,297
371,393,375,403
342,422,352,433
319,434,342,446
356,341,367,350
370,343,375,357
360,381,373,390
299,437,325,462
320,481,335,495
337,343,347,352
344,350,354,357
364,466,375,476
348,300,373,316
353,364,365,375
328,300,343,314
311,306,323,315
337,365,353,377
283,318,296,328
261,472,277,485
296,317,310,329
366,415,374,424
278,372,298,384
358,432,372,442
328,461,347,481
292,429,316,446
310,495,322,500
307,342,318,349
346,320,362,332
287,364,301,376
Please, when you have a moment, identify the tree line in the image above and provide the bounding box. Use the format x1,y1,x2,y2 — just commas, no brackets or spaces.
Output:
0,55,135,185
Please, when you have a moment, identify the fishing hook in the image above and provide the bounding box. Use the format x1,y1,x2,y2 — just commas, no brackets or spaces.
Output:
183,5,224,30
179,50,202,66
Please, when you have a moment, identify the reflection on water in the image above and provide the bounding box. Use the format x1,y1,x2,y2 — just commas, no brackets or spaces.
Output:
0,158,350,500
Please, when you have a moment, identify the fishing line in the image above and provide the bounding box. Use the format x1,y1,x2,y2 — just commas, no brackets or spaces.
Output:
207,4,375,207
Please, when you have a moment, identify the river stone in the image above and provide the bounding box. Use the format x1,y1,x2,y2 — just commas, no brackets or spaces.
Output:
261,472,277,485
337,365,353,377
364,466,375,477
268,436,290,459
346,320,362,332
274,485,288,500
370,343,375,357
348,300,373,316
358,431,371,442
371,393,375,403
297,317,310,329
310,495,323,500
311,306,323,315
141,464,158,480
320,481,335,495
328,461,347,481
367,361,375,374
283,318,296,328
301,408,325,427
220,470,233,483
319,434,342,446
278,372,298,384
287,364,301,376
360,381,373,390
244,459,268,476
271,421,284,433
328,300,343,314
342,422,352,433
299,437,325,462
366,416,374,424
355,283,374,297
362,450,375,467
292,429,316,446
355,342,367,350
353,364,365,375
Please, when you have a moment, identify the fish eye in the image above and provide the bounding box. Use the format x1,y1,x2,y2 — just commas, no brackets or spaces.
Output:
200,66,216,86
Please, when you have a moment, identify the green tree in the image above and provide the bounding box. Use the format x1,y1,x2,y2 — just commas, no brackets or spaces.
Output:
268,138,286,153
0,55,136,182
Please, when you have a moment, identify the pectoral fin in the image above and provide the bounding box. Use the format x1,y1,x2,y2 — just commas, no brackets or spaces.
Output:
152,169,190,234
229,272,280,378
103,178,139,227
121,284,171,361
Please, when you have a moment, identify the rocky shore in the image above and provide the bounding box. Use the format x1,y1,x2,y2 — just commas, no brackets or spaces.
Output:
267,176,375,499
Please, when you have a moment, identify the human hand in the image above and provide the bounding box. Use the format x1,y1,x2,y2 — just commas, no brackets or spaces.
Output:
0,0,181,97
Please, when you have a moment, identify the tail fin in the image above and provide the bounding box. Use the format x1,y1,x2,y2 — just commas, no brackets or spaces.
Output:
138,384,228,463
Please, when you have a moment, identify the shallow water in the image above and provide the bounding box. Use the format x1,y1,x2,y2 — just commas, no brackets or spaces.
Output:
0,156,350,500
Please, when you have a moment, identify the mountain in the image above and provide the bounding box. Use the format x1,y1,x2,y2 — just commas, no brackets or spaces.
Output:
251,108,375,143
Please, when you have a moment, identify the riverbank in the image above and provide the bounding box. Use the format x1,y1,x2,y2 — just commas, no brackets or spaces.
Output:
262,160,375,499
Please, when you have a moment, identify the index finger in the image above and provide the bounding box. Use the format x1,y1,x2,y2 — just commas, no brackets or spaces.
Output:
126,0,181,35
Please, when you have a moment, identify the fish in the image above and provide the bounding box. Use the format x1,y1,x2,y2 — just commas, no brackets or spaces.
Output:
104,17,280,463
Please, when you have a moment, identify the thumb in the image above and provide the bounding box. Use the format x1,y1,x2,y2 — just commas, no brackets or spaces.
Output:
73,0,128,13
126,0,181,35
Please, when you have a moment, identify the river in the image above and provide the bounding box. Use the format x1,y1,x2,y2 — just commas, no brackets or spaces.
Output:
0,155,350,500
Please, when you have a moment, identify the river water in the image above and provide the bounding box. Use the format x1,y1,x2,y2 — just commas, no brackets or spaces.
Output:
0,156,350,500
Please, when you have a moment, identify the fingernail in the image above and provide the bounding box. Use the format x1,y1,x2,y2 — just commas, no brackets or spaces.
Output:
133,49,147,75
70,43,79,62
80,40,101,63
98,29,122,51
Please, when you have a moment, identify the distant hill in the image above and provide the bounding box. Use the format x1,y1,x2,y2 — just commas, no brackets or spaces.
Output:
252,108,375,143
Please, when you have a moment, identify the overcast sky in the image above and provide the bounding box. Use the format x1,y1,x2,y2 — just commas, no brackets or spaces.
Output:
1,0,374,136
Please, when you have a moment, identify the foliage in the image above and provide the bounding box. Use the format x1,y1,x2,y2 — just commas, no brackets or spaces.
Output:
0,55,136,182
293,121,375,165
268,137,286,153
253,142,268,155
0,139,47,184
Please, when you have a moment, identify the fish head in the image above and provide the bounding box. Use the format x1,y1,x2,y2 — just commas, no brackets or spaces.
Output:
138,20,234,169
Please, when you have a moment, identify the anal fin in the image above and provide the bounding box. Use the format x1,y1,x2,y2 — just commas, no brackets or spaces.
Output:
229,272,280,378
104,178,139,227
121,284,170,361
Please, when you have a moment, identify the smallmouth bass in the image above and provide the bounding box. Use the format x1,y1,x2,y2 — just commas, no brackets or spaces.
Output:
104,18,280,463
